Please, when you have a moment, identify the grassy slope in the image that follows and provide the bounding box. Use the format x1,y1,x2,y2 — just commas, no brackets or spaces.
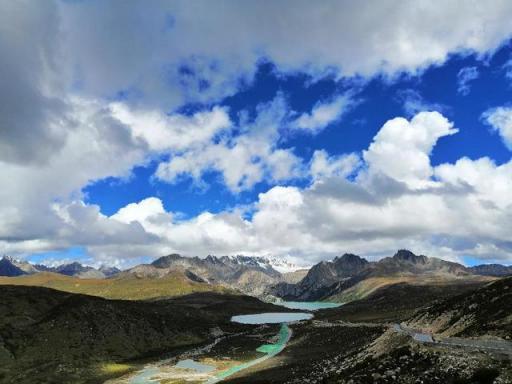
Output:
0,286,291,384
0,271,231,300
325,275,494,304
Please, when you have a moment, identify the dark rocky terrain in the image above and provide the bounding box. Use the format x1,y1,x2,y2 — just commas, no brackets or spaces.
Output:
224,277,512,384
407,276,512,338
0,286,291,384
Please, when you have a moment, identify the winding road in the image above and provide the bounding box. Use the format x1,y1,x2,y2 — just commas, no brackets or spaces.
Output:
393,323,512,355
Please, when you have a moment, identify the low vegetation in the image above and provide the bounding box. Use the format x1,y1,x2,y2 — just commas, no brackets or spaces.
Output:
0,271,231,300
0,286,289,384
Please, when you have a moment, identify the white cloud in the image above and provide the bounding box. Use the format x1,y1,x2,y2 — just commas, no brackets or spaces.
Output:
58,0,512,104
155,96,303,192
111,197,168,225
310,150,361,180
363,112,458,188
292,95,351,133
3,2,512,265
457,66,479,95
64,111,510,266
482,106,512,150
110,103,232,152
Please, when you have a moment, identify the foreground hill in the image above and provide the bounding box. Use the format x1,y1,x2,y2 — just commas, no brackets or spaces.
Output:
0,270,231,300
223,276,511,384
0,286,289,384
407,276,512,338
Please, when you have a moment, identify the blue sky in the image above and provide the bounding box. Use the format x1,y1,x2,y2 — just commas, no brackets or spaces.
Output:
86,47,512,216
2,1,512,267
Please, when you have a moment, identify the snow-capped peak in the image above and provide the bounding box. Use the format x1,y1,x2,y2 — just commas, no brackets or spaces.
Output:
257,255,308,274
219,255,308,274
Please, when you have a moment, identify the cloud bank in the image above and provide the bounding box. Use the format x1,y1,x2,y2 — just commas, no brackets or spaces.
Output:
1,1,512,266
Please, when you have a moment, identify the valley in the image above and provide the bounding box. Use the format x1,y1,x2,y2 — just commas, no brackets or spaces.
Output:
1,250,511,383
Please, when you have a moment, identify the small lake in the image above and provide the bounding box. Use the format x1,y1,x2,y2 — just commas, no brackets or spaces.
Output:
231,312,313,324
277,301,342,311
175,359,215,373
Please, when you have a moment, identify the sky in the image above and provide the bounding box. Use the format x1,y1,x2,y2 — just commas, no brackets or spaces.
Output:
2,1,512,268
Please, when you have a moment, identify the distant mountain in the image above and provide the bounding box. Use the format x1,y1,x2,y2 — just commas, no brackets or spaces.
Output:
469,264,512,277
99,265,121,277
0,257,27,277
269,250,480,301
370,249,470,277
0,256,120,279
54,262,105,278
271,253,370,300
121,253,299,296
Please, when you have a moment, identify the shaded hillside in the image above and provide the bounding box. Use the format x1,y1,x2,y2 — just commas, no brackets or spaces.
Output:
407,276,512,338
0,286,289,384
317,279,488,323
0,270,230,300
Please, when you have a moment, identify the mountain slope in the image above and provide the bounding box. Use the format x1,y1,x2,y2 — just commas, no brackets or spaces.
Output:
0,257,26,277
0,286,288,384
269,253,370,300
269,250,484,301
407,276,512,338
127,254,286,295
0,270,231,300
469,264,512,277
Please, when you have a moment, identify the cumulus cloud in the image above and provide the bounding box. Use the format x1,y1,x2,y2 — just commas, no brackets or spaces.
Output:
0,1,68,165
482,106,512,150
155,96,303,192
292,95,352,133
110,103,232,152
309,150,361,180
457,66,479,95
363,112,458,188
61,111,510,266
58,0,512,103
3,2,512,265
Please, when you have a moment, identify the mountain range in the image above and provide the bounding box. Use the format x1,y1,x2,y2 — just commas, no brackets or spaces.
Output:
268,250,511,301
1,251,510,301
0,256,120,279
0,254,307,298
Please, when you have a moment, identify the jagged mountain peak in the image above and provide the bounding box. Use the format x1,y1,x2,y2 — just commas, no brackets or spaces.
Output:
392,249,427,264
0,256,26,277
151,253,185,268
333,253,369,265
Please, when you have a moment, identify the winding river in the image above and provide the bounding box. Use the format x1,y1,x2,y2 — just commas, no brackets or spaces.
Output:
112,301,340,384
